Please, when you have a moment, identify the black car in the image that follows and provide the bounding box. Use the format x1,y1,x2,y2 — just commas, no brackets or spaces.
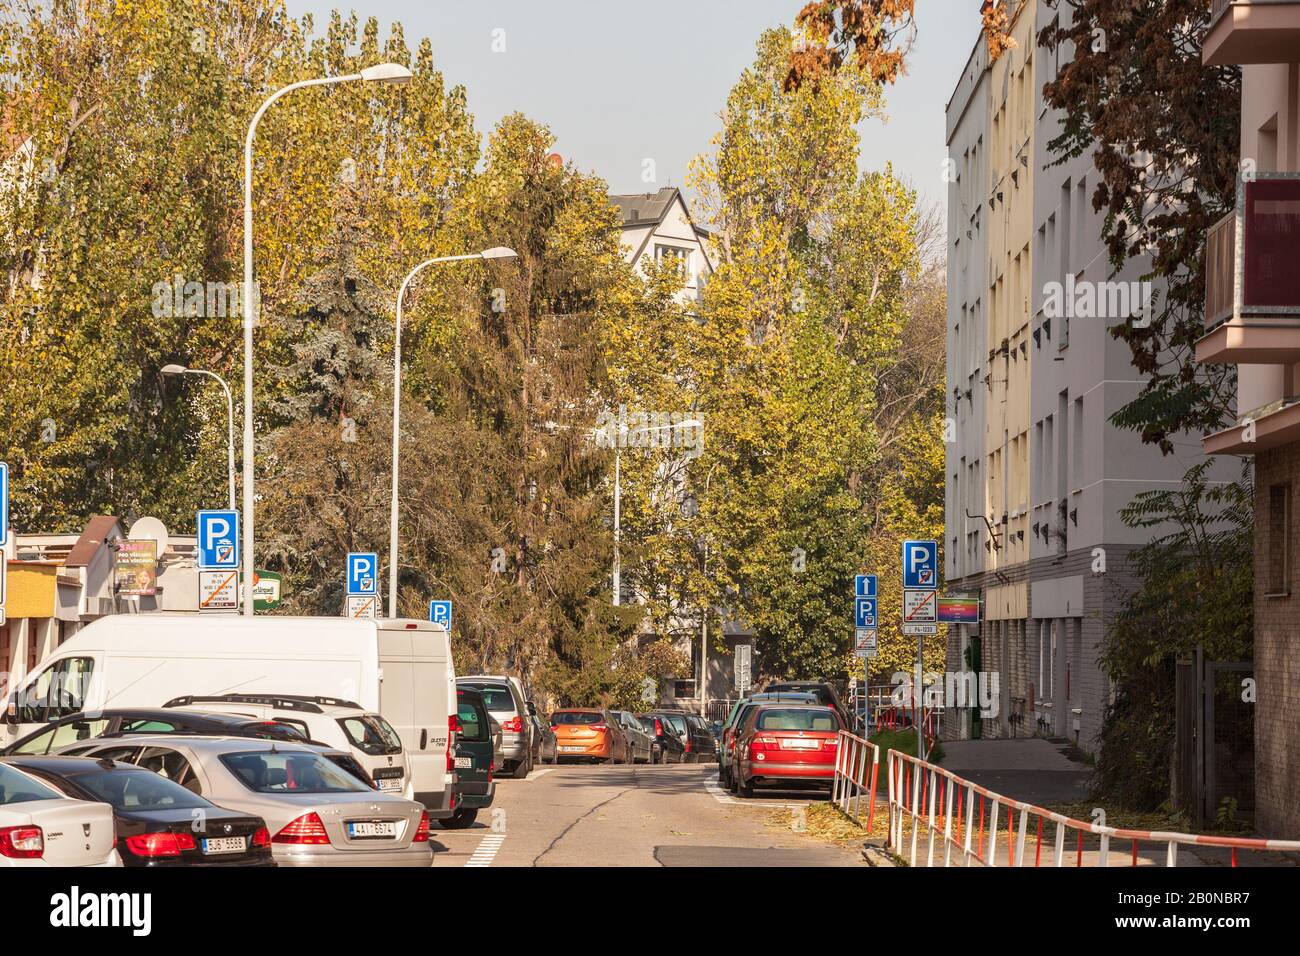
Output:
2,755,274,867
637,713,686,763
1,708,310,757
763,682,847,721
447,687,497,829
643,710,718,762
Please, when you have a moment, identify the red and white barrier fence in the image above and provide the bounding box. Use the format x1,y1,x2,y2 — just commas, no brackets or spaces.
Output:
831,731,880,830
886,750,1300,867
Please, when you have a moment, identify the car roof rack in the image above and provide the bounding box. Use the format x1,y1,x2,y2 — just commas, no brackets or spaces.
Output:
163,694,364,713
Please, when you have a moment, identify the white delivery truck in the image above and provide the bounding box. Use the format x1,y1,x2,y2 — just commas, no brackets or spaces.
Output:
0,614,458,818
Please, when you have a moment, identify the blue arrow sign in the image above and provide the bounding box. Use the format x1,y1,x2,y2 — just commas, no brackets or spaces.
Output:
855,597,877,629
854,574,877,598
346,552,378,596
902,540,938,590
196,510,240,569
429,600,452,629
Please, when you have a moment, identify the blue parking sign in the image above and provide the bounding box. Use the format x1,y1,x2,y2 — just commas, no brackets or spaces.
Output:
854,597,877,629
196,510,240,569
346,553,378,596
429,600,452,629
902,540,938,590
854,574,877,598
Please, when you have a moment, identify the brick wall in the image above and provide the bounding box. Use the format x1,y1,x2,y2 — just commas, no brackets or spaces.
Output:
1253,445,1299,839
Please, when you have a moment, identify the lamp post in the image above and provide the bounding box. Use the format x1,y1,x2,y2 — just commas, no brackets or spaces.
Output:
387,247,516,618
609,420,702,607
242,63,413,617
161,364,235,510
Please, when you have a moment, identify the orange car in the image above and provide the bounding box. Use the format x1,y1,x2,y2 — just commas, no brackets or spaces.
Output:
550,709,630,764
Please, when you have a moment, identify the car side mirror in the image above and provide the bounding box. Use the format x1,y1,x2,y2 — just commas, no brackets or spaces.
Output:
526,701,537,716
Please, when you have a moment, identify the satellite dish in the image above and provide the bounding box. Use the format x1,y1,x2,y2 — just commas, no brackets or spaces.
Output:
128,516,170,556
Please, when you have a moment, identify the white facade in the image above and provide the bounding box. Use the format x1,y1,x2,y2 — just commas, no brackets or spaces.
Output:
611,187,714,305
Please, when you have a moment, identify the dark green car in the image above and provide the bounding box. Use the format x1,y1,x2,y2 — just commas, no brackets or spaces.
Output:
445,687,497,829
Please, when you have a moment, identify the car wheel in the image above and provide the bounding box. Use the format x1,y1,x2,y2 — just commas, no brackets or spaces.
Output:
511,756,530,779
738,775,753,798
438,808,478,829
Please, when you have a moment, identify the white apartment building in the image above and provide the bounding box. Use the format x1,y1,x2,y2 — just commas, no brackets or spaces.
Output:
943,0,1234,752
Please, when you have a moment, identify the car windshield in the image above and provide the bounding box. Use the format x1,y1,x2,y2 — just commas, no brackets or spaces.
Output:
72,769,209,810
220,751,373,794
0,764,61,804
464,684,515,713
551,712,602,725
755,708,840,732
338,716,402,756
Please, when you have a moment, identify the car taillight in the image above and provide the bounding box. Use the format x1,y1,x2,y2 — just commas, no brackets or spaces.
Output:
251,827,271,848
749,735,779,753
685,738,692,752
591,723,608,733
447,747,456,772
824,738,839,750
488,761,494,782
124,832,197,858
654,719,663,736
0,825,44,859
413,811,431,843
273,813,330,845
502,716,524,733
449,714,463,734
550,725,558,732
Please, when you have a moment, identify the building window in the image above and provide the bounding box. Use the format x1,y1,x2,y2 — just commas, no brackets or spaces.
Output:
1267,483,1291,596
653,244,692,284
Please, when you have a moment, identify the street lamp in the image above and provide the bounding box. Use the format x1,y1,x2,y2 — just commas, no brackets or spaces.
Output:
608,420,702,607
161,364,235,510
242,63,413,617
387,247,517,618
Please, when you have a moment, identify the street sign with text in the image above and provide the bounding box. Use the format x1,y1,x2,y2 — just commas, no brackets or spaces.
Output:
198,569,239,611
903,589,937,623
347,595,378,619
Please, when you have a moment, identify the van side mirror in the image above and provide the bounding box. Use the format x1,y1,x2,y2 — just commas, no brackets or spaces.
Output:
526,701,537,716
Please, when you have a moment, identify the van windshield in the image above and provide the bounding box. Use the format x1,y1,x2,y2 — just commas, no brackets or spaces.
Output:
463,684,514,713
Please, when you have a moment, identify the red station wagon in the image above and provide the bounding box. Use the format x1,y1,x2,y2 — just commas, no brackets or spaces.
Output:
732,704,844,798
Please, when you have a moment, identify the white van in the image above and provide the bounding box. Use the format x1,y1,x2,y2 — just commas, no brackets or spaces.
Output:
0,615,458,818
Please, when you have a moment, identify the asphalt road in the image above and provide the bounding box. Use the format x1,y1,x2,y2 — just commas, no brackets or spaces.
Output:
430,761,865,867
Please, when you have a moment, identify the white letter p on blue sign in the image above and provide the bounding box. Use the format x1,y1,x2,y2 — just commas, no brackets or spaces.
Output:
902,540,937,590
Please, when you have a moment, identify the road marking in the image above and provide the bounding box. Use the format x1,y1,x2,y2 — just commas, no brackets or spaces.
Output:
464,834,506,867
524,768,553,781
704,777,817,809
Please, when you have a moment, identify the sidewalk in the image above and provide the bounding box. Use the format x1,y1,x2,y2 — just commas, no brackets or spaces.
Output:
938,738,1090,805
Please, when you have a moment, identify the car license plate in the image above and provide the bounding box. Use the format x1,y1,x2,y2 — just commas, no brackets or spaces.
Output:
201,836,247,855
454,756,472,769
347,821,397,839
376,776,403,792
559,745,584,752
782,738,819,749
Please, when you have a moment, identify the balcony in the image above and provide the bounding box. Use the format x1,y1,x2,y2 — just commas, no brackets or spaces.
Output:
1196,174,1300,365
1204,1,1300,66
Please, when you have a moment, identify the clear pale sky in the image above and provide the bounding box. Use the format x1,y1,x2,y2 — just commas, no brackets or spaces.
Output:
285,0,984,210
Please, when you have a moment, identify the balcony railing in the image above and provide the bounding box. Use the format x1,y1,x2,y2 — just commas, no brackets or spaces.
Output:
1203,174,1300,333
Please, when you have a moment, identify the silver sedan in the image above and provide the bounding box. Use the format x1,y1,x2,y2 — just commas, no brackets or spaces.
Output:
61,735,432,867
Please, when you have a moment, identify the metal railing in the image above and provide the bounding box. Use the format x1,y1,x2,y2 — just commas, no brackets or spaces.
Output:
830,730,881,831
886,749,1300,867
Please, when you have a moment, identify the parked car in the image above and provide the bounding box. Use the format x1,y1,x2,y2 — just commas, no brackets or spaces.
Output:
1,708,309,757
529,706,558,765
762,681,847,721
458,676,534,778
0,761,120,867
645,710,717,763
0,614,457,821
637,713,686,764
63,736,432,867
718,694,818,788
6,754,273,867
163,695,412,799
731,704,845,798
610,711,654,764
551,709,629,763
447,687,496,830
